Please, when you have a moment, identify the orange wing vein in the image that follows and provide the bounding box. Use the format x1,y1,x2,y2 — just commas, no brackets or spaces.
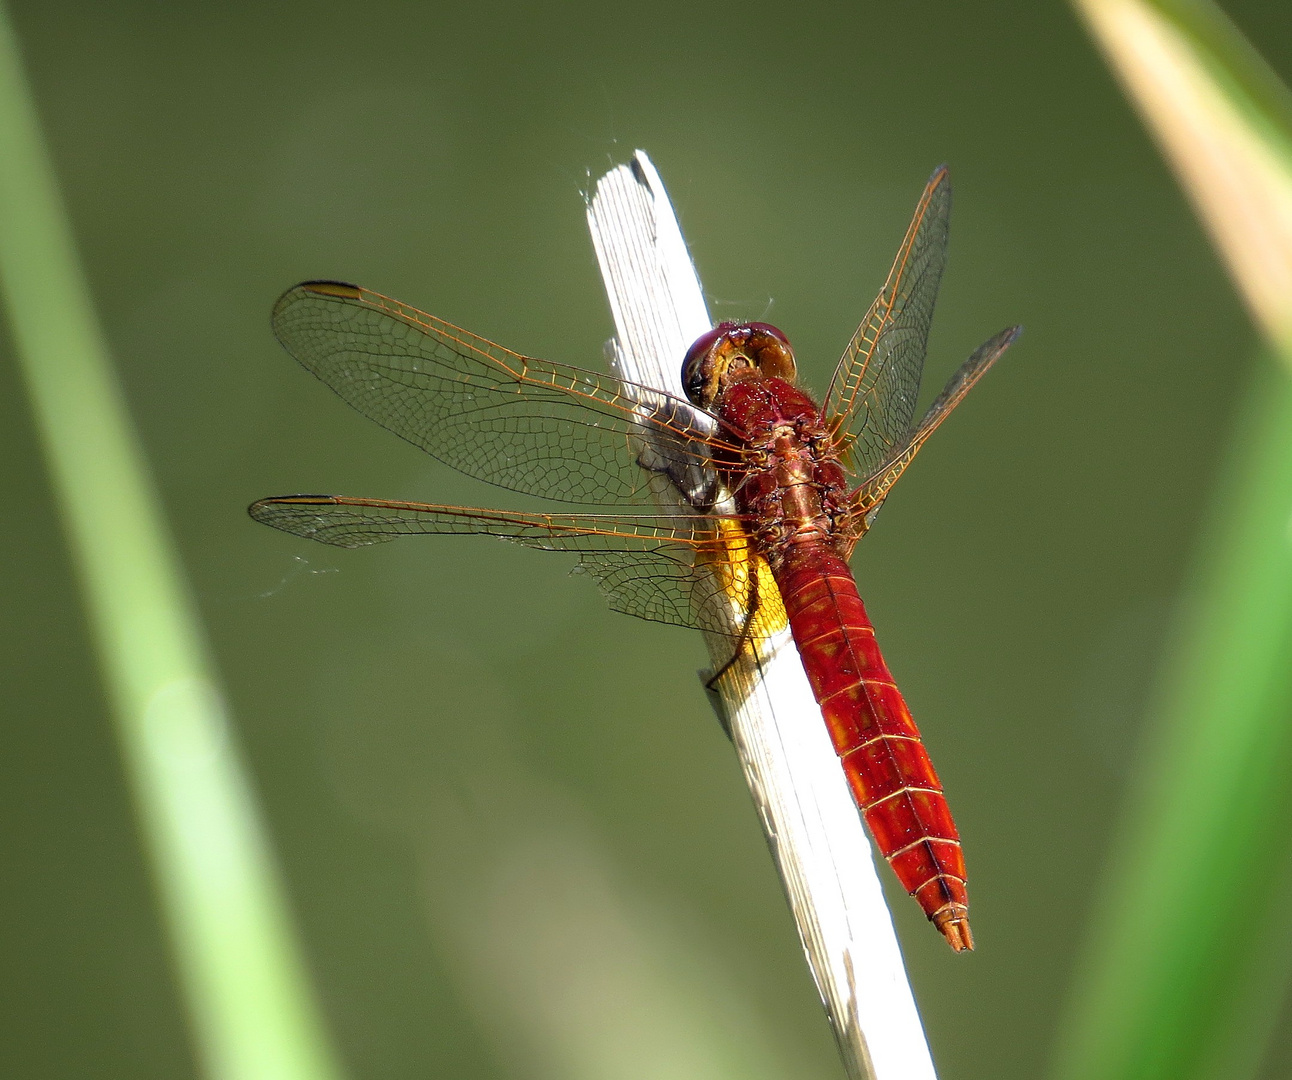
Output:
842,325,1022,531
249,494,780,637
821,166,951,478
272,282,742,507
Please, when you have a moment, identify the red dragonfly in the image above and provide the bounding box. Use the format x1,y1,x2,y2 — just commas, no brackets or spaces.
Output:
251,166,1019,951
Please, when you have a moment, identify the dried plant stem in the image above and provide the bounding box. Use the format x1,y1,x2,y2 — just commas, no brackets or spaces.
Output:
587,151,936,1080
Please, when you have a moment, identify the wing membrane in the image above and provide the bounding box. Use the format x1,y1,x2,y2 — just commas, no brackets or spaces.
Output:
822,167,951,477
249,494,776,638
845,325,1022,523
272,282,740,506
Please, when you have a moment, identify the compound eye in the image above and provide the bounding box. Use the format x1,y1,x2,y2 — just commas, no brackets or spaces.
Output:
744,321,790,347
745,322,797,382
681,323,735,406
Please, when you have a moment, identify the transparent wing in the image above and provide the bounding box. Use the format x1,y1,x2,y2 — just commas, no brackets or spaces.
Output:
249,494,781,639
272,282,742,507
821,166,951,478
842,325,1022,529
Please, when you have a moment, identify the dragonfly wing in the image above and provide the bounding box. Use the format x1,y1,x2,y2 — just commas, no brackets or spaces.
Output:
844,324,1022,524
574,547,772,638
249,494,768,638
272,282,738,507
821,166,951,478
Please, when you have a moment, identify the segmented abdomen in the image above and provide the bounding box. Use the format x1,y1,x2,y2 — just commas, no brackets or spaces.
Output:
772,540,973,951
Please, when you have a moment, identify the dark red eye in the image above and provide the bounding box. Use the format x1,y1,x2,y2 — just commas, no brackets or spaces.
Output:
682,324,730,379
744,321,790,347
681,322,742,406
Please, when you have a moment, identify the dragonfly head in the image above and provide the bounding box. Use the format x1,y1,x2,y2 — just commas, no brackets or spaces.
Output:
682,321,797,408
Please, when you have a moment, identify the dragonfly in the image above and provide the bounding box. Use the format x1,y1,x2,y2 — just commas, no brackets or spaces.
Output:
250,165,1020,951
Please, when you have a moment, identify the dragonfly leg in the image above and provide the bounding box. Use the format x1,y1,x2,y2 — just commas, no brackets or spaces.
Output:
701,566,765,692
701,677,735,742
704,644,746,692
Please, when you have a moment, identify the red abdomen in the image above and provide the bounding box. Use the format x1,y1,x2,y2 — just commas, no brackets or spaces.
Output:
773,540,972,951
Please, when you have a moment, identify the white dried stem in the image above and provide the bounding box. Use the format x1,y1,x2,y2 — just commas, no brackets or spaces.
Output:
586,151,936,1080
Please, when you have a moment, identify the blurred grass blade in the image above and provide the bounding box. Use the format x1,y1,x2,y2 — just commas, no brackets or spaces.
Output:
1054,359,1292,1080
1072,0,1292,356
1058,3,1292,1080
0,9,345,1080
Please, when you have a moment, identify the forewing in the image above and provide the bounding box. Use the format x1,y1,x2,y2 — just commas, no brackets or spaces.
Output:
844,324,1022,524
271,282,740,506
822,166,951,477
249,494,770,639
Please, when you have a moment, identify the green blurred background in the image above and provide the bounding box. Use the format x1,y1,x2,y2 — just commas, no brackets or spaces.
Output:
2,1,1290,1078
